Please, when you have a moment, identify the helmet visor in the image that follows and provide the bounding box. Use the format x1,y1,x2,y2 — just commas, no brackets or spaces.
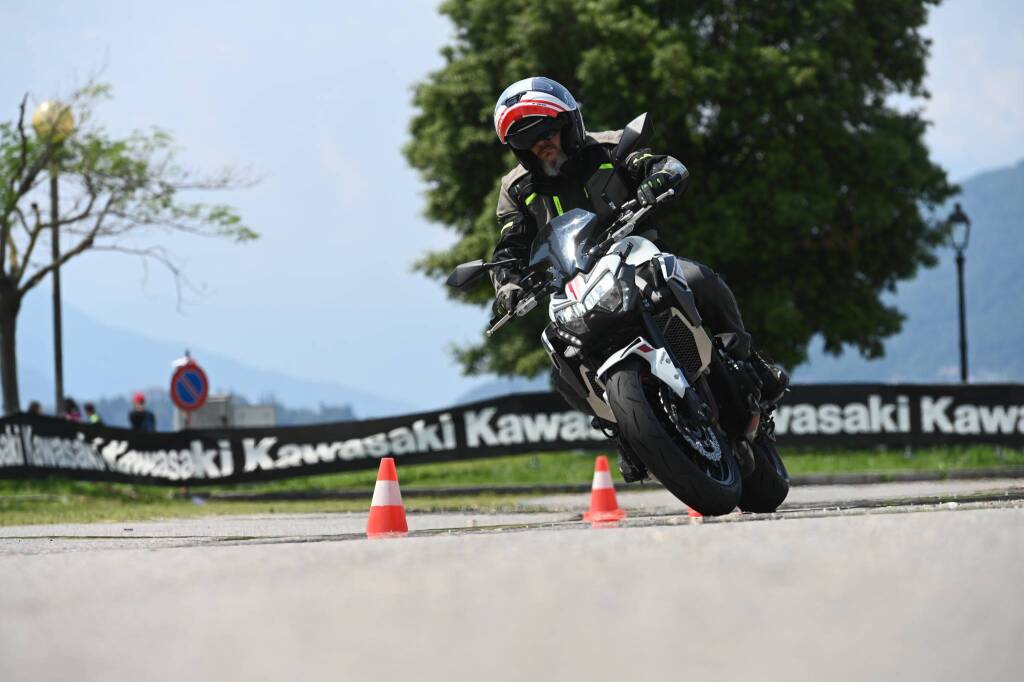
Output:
507,117,566,150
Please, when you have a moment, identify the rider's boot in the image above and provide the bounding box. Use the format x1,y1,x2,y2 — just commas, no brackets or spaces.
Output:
616,442,648,483
750,350,789,406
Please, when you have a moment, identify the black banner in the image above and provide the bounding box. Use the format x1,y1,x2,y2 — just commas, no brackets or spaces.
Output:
0,393,606,486
773,384,1024,448
1,384,1021,486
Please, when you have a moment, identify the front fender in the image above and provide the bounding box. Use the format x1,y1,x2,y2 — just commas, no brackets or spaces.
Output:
596,337,689,400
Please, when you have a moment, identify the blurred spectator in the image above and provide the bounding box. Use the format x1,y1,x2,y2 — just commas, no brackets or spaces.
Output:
128,392,156,432
84,402,103,425
63,397,82,422
27,400,43,416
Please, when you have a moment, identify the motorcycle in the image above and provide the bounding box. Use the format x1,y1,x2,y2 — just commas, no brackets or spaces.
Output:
447,114,788,516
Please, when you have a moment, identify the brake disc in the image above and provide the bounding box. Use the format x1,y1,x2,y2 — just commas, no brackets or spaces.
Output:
658,387,722,463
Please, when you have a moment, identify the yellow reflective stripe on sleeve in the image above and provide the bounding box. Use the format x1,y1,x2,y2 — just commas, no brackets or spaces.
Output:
599,163,614,170
553,195,564,216
500,221,514,234
525,192,537,206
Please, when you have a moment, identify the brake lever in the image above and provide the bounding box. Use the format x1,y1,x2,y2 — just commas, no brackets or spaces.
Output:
486,311,514,337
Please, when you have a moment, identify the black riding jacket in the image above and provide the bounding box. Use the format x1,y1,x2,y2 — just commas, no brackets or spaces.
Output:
491,129,689,289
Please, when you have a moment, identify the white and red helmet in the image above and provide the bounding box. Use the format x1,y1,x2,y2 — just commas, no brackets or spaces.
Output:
493,77,586,156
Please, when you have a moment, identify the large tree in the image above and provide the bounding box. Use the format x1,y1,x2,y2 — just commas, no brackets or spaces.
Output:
406,0,956,379
0,83,257,414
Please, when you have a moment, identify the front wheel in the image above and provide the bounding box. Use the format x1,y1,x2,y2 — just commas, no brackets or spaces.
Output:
605,359,742,516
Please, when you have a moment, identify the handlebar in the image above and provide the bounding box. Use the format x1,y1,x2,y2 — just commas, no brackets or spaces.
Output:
587,189,674,257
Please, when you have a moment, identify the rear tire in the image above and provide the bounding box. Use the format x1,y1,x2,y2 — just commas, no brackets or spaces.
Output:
605,359,742,516
738,437,789,513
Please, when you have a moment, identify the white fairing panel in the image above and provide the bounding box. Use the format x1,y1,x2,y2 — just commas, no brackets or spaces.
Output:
581,369,616,422
611,236,662,266
596,338,690,400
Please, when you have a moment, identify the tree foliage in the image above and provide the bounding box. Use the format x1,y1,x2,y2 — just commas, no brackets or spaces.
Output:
0,81,257,413
406,0,955,378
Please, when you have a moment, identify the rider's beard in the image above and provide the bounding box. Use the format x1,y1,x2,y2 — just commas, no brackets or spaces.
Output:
538,148,569,177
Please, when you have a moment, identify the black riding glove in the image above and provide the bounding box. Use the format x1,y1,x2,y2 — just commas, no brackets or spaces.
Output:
637,171,673,207
494,282,523,316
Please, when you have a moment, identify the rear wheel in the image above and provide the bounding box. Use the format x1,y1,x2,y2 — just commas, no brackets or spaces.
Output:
605,359,742,516
738,433,789,513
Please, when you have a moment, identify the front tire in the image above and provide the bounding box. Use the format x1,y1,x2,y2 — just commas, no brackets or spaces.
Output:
605,359,742,516
738,436,789,513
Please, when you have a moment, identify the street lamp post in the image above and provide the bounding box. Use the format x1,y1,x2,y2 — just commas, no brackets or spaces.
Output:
948,203,971,384
31,101,75,414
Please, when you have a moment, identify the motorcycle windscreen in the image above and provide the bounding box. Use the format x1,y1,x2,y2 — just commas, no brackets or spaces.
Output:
528,208,601,278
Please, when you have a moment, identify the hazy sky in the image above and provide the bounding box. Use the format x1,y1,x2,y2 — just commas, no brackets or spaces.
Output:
1,0,1021,409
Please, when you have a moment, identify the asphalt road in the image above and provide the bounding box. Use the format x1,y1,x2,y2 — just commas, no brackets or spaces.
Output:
2,479,1022,682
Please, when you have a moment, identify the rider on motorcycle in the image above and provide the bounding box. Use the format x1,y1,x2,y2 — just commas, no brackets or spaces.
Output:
490,77,787,479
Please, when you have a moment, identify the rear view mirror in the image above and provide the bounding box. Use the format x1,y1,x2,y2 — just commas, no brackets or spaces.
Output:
445,258,518,291
612,113,653,164
446,260,489,291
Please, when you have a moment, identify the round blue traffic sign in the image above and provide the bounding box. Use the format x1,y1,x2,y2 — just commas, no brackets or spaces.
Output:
170,362,209,412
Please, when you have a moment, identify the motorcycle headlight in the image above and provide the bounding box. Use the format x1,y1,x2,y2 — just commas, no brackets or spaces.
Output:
555,303,588,334
583,273,623,312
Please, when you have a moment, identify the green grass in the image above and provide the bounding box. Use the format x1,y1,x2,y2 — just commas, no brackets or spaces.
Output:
782,446,1024,475
1,446,1020,527
200,446,1024,492
205,451,605,493
0,487,530,527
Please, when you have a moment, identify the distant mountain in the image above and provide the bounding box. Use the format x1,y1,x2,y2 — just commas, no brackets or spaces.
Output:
454,376,551,405
795,159,1024,383
16,297,413,418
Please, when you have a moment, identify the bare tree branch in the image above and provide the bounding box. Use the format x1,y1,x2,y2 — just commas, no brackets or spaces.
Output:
15,203,45,285
12,149,53,205
91,244,193,310
16,95,28,180
0,95,29,270
44,190,98,230
3,95,30,217
13,206,33,238
18,195,113,295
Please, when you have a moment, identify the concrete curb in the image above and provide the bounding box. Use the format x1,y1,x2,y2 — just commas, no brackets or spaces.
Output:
197,466,1024,502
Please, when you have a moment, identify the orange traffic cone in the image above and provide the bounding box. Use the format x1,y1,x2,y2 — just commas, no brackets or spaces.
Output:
583,455,626,523
366,457,408,538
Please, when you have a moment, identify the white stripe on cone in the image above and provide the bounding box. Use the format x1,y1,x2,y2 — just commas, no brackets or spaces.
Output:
591,470,614,490
371,480,404,507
